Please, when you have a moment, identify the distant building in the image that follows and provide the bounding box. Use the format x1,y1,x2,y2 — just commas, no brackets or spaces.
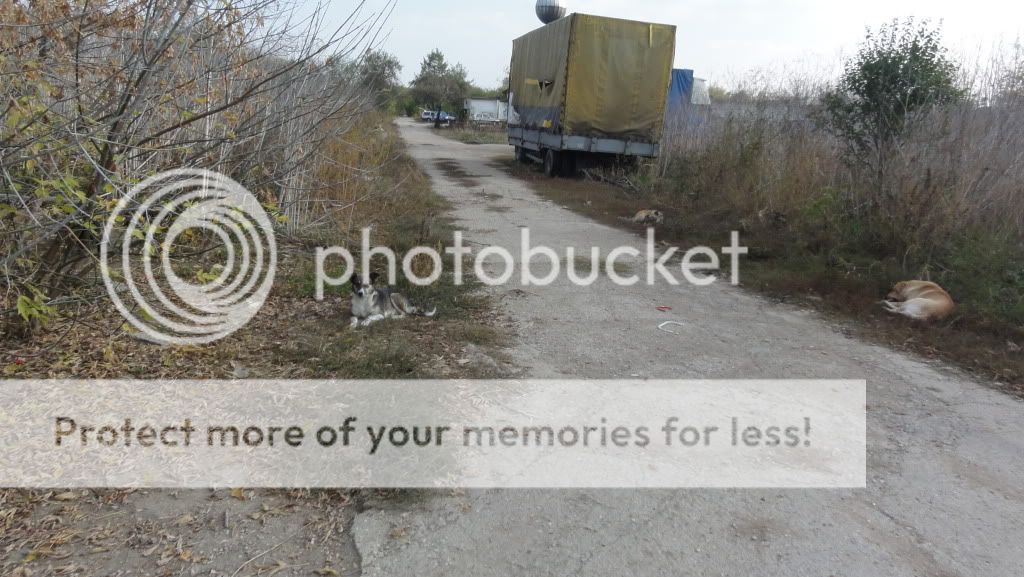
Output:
463,98,508,124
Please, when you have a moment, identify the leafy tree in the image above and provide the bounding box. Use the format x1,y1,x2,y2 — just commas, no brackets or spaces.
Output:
357,49,402,108
468,85,504,99
410,49,470,122
391,86,419,117
822,19,964,175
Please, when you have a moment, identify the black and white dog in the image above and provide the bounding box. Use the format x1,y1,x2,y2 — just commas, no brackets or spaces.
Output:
350,272,436,328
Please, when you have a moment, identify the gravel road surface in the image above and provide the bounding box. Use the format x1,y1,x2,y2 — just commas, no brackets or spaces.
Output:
351,119,1024,577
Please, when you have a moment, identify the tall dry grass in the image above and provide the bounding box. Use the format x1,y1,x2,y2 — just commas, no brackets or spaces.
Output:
652,55,1024,325
295,113,441,251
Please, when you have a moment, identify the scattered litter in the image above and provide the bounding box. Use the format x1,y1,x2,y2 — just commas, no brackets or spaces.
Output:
1008,341,1021,353
14,357,26,365
657,321,684,335
504,288,538,298
230,361,250,379
656,306,672,312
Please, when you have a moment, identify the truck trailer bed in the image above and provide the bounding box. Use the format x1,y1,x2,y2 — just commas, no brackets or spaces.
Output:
507,12,676,169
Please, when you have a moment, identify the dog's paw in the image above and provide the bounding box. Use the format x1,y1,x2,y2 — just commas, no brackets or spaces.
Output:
349,317,360,328
880,301,900,313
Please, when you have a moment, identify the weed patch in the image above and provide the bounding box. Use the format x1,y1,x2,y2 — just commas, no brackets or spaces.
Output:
439,126,508,145
501,149,1024,395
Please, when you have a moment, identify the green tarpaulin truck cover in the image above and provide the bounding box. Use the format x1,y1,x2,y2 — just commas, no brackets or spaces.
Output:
509,13,676,142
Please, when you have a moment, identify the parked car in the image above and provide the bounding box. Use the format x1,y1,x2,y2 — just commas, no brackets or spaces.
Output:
423,110,456,125
421,110,456,125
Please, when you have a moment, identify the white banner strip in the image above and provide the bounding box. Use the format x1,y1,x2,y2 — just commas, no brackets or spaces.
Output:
0,379,865,488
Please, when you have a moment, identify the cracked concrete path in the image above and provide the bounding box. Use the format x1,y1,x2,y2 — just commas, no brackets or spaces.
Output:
351,118,1024,577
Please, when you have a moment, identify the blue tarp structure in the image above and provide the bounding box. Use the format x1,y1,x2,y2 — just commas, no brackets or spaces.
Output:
667,68,694,114
665,68,709,132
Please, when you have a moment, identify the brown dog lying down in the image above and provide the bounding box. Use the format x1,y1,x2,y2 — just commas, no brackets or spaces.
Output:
882,280,955,321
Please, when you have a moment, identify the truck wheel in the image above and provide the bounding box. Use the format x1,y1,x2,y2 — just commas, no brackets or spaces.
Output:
543,149,560,177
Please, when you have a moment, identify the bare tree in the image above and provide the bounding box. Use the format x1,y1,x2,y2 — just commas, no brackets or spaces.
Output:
0,0,394,332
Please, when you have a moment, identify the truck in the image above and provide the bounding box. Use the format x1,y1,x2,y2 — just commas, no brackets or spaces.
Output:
506,13,676,177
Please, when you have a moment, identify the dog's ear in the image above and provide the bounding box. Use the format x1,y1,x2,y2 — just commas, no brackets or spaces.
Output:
369,271,379,284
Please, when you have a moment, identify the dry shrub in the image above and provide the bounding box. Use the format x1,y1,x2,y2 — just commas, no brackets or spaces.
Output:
300,113,443,250
0,0,392,334
660,97,837,219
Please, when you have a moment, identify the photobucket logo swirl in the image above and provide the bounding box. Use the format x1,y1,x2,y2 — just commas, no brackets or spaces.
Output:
101,169,277,345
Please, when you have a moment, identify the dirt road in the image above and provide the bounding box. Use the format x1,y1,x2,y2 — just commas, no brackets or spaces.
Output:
349,118,1024,576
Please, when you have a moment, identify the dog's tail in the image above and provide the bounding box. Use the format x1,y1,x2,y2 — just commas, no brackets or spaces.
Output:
407,305,436,317
391,294,436,318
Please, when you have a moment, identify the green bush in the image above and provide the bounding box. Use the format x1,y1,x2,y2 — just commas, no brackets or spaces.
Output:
821,18,965,173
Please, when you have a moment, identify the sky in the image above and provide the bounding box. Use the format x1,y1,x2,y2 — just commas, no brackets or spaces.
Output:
326,0,1024,88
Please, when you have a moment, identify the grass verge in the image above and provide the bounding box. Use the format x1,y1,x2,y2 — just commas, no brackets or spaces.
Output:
0,118,508,575
436,124,508,145
497,155,1024,398
4,119,507,381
